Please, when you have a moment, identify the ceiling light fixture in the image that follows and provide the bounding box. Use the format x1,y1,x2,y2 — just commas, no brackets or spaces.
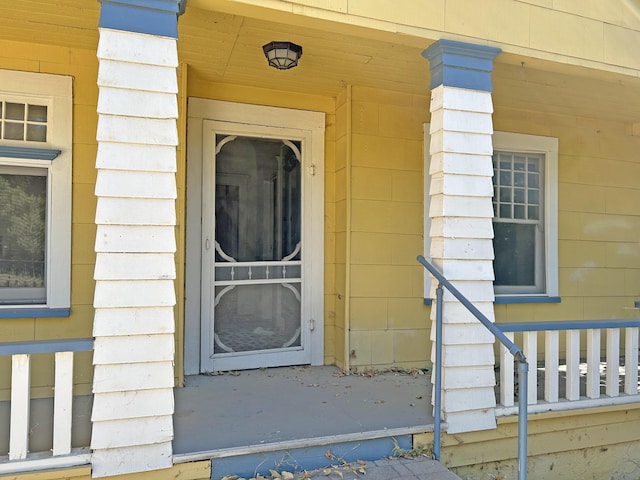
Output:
262,41,303,70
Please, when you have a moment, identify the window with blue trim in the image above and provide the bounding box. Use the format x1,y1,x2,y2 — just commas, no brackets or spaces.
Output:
0,70,72,316
492,132,558,299
423,127,559,303
0,166,47,304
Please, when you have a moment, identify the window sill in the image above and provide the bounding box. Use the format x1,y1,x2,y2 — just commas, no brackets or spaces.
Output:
0,307,70,319
494,296,561,305
0,146,61,160
423,296,562,306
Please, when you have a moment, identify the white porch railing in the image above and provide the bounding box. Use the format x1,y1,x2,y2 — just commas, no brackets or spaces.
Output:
0,338,93,473
496,320,640,415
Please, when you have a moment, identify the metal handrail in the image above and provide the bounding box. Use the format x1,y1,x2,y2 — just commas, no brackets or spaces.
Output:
417,255,529,480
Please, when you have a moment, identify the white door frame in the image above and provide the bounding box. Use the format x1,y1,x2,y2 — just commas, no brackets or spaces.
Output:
185,98,325,374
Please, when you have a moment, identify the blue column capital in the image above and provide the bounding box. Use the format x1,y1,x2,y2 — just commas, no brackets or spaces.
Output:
422,39,501,92
98,0,186,38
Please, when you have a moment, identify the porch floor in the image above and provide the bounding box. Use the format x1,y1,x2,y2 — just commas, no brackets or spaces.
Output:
173,365,435,456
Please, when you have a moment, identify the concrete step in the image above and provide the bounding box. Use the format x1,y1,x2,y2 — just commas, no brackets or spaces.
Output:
306,457,462,480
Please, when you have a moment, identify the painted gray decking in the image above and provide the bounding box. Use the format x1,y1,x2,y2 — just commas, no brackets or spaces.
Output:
1,365,457,478
173,365,435,455
174,365,446,480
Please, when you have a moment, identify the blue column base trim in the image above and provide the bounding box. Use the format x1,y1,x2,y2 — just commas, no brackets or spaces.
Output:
423,298,433,306
422,39,501,92
0,308,71,319
99,0,184,38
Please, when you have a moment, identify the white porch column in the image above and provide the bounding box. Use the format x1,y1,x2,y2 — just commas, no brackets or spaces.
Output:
91,1,184,477
422,40,501,434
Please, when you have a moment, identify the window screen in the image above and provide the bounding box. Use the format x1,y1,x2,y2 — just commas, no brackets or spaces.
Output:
492,151,545,294
0,166,47,304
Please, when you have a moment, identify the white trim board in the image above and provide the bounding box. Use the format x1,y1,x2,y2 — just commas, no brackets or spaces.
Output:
185,98,325,374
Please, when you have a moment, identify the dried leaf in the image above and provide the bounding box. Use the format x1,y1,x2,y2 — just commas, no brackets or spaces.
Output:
322,469,332,476
221,476,239,480
281,471,294,480
269,470,281,478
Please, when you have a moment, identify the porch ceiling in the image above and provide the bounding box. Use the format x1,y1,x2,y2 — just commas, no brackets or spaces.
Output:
178,6,431,98
1,1,639,125
180,5,640,125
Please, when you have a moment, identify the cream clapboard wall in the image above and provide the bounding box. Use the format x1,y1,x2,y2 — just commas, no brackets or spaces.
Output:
426,83,499,433
346,85,428,371
91,28,179,477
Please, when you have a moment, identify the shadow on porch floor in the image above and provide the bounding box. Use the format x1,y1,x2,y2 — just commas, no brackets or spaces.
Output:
172,365,435,456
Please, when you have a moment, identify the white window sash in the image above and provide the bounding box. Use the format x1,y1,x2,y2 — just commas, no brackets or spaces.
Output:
0,70,72,312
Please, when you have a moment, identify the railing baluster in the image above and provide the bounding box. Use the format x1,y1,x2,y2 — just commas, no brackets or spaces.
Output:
544,331,559,403
566,330,581,401
625,327,639,395
586,329,601,399
523,332,537,404
500,332,515,407
9,354,31,461
53,351,74,456
606,329,620,398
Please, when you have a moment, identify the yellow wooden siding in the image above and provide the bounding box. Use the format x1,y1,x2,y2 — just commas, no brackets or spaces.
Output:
414,405,640,479
331,87,349,369
347,86,429,370
492,103,640,327
0,39,97,399
2,460,211,480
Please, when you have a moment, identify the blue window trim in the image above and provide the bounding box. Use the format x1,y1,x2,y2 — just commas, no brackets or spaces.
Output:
0,308,71,319
635,301,640,308
1,146,64,316
424,296,561,306
0,146,60,160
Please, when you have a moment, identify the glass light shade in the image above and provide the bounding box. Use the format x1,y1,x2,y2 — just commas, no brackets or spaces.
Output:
262,41,303,70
